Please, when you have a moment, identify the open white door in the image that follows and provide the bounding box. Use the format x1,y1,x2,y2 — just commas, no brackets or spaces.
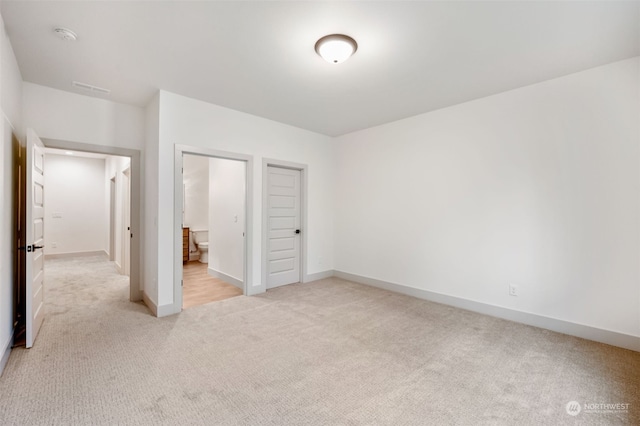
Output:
25,129,46,348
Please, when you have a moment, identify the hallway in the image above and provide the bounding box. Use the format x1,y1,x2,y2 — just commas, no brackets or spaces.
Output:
44,254,130,314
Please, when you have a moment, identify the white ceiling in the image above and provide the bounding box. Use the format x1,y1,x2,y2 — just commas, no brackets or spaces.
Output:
2,1,639,137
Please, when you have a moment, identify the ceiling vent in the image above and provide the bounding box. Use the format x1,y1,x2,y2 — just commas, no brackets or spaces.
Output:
72,81,111,95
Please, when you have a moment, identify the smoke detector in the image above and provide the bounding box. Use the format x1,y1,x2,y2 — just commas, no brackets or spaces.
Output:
53,27,77,41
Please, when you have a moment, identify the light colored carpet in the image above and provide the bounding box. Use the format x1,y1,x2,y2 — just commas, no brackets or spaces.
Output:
0,255,638,425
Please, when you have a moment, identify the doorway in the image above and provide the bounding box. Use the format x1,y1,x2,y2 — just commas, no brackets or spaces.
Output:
42,149,130,277
174,145,253,312
41,139,141,302
14,135,142,349
180,153,245,308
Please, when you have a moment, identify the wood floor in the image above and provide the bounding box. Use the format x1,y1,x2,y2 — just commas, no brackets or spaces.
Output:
182,261,242,309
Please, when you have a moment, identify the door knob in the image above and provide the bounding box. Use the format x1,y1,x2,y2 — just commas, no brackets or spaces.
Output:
295,229,300,234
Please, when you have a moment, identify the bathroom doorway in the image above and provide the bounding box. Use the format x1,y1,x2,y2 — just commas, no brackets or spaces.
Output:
179,151,248,309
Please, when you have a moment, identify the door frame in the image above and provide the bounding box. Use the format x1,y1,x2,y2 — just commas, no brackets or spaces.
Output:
121,167,131,277
109,177,116,261
12,127,26,348
41,138,142,302
262,159,308,288
173,145,253,312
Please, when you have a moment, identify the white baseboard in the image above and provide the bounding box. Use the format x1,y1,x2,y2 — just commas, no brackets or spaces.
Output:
334,270,640,353
304,270,335,283
45,250,108,260
142,292,158,317
143,289,181,318
208,268,243,290
0,331,14,377
157,303,180,317
130,289,143,303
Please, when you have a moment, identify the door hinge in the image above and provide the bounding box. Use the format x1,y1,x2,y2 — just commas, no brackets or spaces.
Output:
181,280,183,287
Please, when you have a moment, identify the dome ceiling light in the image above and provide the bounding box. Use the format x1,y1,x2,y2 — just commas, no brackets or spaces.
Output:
314,34,358,64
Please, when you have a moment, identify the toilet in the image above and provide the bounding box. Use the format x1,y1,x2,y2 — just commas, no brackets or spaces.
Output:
192,230,209,264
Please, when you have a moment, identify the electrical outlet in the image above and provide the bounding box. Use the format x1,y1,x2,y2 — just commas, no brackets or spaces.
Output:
509,284,518,296
51,242,57,248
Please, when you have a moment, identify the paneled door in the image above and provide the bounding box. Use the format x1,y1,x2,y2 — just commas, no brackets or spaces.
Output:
25,129,46,348
266,166,301,288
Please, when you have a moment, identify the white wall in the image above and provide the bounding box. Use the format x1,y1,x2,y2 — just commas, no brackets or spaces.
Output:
0,11,22,373
1,18,22,142
183,154,209,232
209,157,245,282
22,83,145,150
334,57,640,338
44,154,107,256
155,90,335,309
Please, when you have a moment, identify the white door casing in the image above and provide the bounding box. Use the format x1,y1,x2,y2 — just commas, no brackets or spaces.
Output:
38,139,142,302
109,178,116,261
25,129,46,348
122,168,131,277
266,166,301,288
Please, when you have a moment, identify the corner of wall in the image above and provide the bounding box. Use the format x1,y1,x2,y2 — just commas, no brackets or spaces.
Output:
143,92,160,306
156,302,181,318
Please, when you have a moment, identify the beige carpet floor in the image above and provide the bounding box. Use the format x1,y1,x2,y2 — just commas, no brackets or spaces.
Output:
0,255,638,425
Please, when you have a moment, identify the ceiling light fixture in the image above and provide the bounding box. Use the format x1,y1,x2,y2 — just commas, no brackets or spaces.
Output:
53,27,77,41
315,34,357,64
